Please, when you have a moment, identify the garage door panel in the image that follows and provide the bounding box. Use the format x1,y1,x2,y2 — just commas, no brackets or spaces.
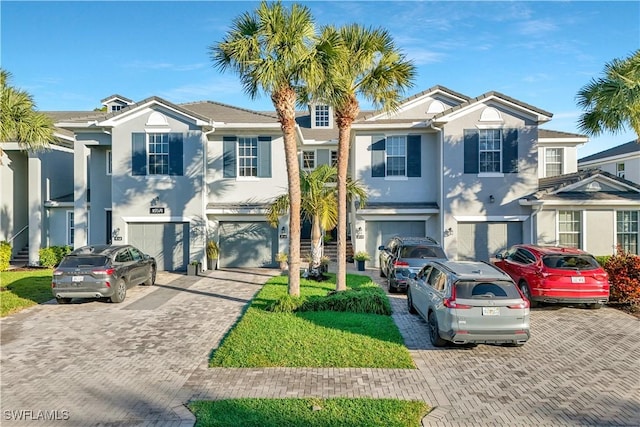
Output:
457,222,522,262
365,221,426,268
219,222,276,268
128,223,188,271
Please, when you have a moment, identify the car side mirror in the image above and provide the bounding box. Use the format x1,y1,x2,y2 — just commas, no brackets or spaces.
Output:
409,272,417,279
495,253,504,260
378,245,385,251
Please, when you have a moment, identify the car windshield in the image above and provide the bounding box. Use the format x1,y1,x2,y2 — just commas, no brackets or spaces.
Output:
455,280,521,299
399,245,446,259
542,255,600,270
58,255,109,268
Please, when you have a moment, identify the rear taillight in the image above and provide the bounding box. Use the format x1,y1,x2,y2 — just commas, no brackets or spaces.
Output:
443,285,472,309
508,300,530,309
92,268,115,275
393,260,409,267
53,269,63,276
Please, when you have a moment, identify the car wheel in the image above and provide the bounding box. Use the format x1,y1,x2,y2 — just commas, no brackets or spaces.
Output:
110,279,127,303
56,297,72,304
587,302,603,309
519,281,538,308
428,311,447,347
144,267,156,286
387,276,396,293
380,263,386,278
407,289,417,314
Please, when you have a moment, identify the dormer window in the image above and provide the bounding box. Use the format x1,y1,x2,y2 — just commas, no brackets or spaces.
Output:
111,105,122,112
314,105,331,128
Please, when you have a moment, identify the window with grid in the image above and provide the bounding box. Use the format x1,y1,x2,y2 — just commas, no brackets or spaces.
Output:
238,137,258,177
67,211,74,246
558,210,581,248
331,150,338,167
479,129,502,172
315,105,330,127
106,150,112,175
302,150,315,169
617,211,638,254
148,133,169,175
545,148,563,177
386,136,406,176
617,162,625,179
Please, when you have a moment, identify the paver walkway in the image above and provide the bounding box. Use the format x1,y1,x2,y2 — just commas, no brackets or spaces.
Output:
1,265,639,426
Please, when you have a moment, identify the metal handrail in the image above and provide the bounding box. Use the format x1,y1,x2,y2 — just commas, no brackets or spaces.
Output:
8,225,28,244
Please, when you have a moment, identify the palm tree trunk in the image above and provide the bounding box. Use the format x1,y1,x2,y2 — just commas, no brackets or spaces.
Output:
273,87,301,296
310,215,323,273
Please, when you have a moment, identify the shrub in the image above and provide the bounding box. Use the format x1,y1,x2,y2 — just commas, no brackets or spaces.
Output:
299,285,391,315
354,251,370,261
603,247,640,304
0,241,11,272
595,255,610,267
266,294,305,313
39,245,72,268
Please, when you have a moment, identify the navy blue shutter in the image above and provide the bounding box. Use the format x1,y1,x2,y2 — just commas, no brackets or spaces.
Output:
168,133,183,176
371,136,386,177
132,133,146,176
502,129,518,173
257,136,271,178
463,130,479,174
223,136,237,178
407,135,421,177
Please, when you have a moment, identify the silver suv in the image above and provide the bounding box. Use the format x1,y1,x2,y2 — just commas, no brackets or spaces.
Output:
378,236,447,292
407,260,530,347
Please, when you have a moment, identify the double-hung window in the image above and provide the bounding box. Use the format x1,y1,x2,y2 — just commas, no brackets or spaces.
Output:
617,162,625,179
558,210,581,248
386,136,407,176
545,148,563,177
617,211,638,254
464,128,518,174
301,150,316,170
223,135,272,178
479,129,502,173
238,137,258,177
315,105,330,127
67,211,74,246
132,132,183,176
371,135,421,178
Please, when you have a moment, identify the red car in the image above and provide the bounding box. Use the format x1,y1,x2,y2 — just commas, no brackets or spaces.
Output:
493,244,609,309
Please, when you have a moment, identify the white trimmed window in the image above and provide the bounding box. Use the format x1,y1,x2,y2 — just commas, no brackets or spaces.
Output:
67,211,74,246
238,137,258,177
479,129,502,173
301,150,315,170
386,136,407,177
111,105,122,112
315,105,330,127
558,210,581,248
545,148,563,177
617,162,625,179
148,133,169,175
331,150,338,167
106,150,112,175
617,211,638,254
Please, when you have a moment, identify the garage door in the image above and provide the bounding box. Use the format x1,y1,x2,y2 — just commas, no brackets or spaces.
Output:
219,222,277,268
128,223,189,271
365,221,426,268
457,222,522,262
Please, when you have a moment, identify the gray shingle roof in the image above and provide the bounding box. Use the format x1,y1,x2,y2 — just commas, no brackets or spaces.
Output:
578,139,640,163
538,129,588,139
181,101,278,123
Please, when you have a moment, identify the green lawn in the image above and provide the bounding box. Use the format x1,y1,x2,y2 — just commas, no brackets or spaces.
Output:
209,273,415,368
0,269,54,317
189,398,428,427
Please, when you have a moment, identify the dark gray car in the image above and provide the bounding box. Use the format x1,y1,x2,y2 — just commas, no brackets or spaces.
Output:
378,236,447,292
52,245,156,304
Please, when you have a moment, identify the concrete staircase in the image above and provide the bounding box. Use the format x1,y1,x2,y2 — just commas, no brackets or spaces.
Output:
10,245,29,267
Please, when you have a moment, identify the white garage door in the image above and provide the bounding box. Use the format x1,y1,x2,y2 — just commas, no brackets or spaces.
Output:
219,222,277,268
128,222,189,271
457,222,522,262
365,221,426,268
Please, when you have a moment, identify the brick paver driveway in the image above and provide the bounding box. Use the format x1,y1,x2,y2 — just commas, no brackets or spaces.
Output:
1,267,639,426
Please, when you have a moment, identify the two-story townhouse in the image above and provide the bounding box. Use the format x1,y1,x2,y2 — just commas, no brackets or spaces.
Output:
4,85,638,269
578,139,640,184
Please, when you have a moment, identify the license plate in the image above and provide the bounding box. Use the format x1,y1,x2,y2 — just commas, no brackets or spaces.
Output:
72,276,84,282
482,307,500,316
571,276,585,284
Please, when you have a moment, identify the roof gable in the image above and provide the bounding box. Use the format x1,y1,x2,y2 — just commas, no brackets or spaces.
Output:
579,139,640,163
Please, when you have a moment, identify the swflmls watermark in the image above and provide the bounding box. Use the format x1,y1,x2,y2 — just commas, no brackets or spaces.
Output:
4,410,70,421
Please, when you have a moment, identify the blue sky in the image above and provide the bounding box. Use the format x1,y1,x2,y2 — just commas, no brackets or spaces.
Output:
2,1,638,157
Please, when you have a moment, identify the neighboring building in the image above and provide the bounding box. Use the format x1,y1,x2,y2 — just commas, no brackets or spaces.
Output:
578,139,640,184
2,86,639,268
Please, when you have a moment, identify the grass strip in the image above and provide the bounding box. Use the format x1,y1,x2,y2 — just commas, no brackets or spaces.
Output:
1,269,53,317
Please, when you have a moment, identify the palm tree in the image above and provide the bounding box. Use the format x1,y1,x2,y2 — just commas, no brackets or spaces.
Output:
266,164,367,278
311,24,416,291
576,49,640,138
211,1,327,296
0,69,55,161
